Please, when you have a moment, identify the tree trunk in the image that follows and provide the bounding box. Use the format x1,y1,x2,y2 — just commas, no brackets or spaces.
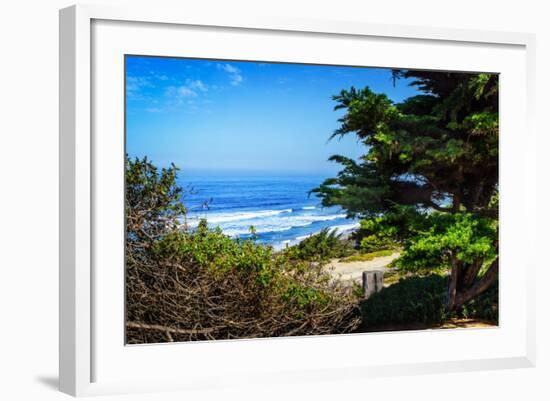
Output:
459,258,483,290
446,255,459,311
452,194,461,213
455,258,498,310
446,258,498,311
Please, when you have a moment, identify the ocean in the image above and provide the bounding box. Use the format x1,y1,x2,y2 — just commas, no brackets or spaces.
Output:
178,175,358,249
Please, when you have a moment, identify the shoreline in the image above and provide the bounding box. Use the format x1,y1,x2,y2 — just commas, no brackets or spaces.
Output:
182,208,359,252
270,222,360,251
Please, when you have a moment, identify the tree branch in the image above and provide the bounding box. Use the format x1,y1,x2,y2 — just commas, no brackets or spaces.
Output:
446,253,459,311
126,322,219,335
455,258,499,309
390,181,433,206
428,201,454,213
473,207,498,218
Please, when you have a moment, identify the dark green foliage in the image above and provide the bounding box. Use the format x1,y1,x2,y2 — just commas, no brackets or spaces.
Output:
283,228,354,262
312,71,500,311
458,282,499,322
360,275,448,328
353,206,497,274
313,72,498,218
352,206,421,252
395,211,498,273
126,156,185,223
125,155,185,242
126,155,186,268
359,275,499,329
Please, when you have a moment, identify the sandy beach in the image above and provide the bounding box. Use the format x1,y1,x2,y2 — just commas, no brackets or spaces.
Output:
326,251,401,283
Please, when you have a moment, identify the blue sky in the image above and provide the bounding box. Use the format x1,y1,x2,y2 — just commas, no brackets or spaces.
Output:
126,56,420,176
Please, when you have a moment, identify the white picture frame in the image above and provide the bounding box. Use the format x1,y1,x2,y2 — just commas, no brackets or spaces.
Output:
59,4,536,397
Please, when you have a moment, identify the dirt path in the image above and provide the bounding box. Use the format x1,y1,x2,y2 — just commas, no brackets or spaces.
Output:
358,318,498,333
326,252,401,283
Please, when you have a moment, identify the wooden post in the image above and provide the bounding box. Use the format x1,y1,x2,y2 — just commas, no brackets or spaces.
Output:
362,270,384,299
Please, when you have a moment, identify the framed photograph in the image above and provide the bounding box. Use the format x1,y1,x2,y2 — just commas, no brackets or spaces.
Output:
59,4,536,396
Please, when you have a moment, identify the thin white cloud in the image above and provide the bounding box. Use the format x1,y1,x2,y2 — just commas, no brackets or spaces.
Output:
150,71,169,81
145,107,162,113
165,85,197,98
230,74,243,86
186,79,208,92
219,64,239,74
217,63,244,86
129,72,215,113
177,87,197,97
126,76,154,93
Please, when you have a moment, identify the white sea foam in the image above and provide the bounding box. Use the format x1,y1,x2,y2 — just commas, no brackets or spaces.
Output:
222,225,294,236
186,211,347,237
186,209,292,227
293,222,360,242
184,204,358,242
220,212,347,236
330,222,361,234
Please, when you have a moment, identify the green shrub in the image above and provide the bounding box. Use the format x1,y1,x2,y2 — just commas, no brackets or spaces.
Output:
153,220,277,287
126,157,362,343
352,208,419,253
360,275,447,329
458,281,498,322
395,212,497,275
284,228,354,262
128,223,362,343
339,249,395,263
359,275,499,330
358,236,397,253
